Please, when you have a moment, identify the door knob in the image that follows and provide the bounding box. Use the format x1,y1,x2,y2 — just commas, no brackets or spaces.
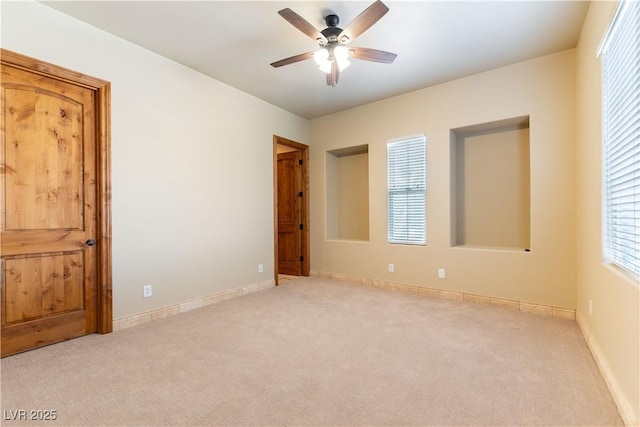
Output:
85,239,96,247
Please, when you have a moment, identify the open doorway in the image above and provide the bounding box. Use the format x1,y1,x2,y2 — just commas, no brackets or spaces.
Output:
273,135,310,285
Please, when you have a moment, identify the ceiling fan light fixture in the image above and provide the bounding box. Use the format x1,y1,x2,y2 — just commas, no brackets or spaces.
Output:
315,46,351,74
314,48,333,73
319,61,333,74
313,48,329,65
334,45,349,61
334,45,351,71
336,57,350,72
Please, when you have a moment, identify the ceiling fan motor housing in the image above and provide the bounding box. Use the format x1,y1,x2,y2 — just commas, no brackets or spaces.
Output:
321,27,343,42
325,14,339,27
321,14,345,44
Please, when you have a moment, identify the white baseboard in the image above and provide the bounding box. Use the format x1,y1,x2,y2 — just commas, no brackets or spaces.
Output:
112,279,275,331
576,311,638,427
311,270,576,320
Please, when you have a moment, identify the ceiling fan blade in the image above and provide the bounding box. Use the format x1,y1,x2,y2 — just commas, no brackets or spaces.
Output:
326,62,339,86
339,0,389,42
270,52,314,68
350,47,397,64
278,8,327,42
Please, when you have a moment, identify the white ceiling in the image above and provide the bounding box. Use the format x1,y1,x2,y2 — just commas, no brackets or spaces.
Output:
42,1,590,119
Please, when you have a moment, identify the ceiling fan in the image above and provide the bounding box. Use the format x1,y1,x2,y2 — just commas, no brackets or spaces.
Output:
270,0,397,87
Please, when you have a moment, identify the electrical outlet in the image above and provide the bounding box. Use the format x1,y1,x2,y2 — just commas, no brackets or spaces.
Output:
143,285,152,298
589,299,592,316
438,268,446,279
388,263,395,273
258,264,264,273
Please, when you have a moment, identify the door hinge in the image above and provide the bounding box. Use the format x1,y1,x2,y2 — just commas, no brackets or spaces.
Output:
299,224,304,230
299,159,303,165
298,191,303,198
300,256,304,262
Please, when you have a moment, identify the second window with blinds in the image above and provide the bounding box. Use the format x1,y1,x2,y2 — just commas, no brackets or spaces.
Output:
600,0,640,278
387,135,427,245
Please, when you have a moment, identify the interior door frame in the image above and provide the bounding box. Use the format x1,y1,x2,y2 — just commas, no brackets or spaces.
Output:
273,135,309,284
1,49,112,333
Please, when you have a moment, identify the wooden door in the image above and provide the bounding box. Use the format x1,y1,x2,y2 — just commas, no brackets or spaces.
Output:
1,59,103,356
277,151,303,276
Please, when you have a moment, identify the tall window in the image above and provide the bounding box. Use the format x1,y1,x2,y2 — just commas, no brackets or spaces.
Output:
600,0,640,277
387,135,426,245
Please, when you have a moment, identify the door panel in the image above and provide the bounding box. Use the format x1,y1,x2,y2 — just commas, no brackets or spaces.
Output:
5,87,84,230
1,63,98,356
4,253,84,324
277,151,302,276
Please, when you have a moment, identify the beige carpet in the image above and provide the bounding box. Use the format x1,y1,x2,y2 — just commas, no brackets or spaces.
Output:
1,276,623,426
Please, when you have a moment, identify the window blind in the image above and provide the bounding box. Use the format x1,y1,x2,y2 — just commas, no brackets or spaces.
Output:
387,136,426,245
601,0,640,277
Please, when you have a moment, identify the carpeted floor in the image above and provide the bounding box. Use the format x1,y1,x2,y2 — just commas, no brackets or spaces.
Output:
1,276,623,426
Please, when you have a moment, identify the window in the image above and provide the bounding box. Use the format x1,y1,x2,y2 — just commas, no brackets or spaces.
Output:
600,0,640,277
387,135,426,245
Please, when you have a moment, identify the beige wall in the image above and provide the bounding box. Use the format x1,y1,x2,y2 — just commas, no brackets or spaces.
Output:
575,1,640,424
310,49,577,309
1,0,309,319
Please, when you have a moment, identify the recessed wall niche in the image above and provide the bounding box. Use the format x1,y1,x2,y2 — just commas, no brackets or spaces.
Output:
326,145,369,241
451,116,531,250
